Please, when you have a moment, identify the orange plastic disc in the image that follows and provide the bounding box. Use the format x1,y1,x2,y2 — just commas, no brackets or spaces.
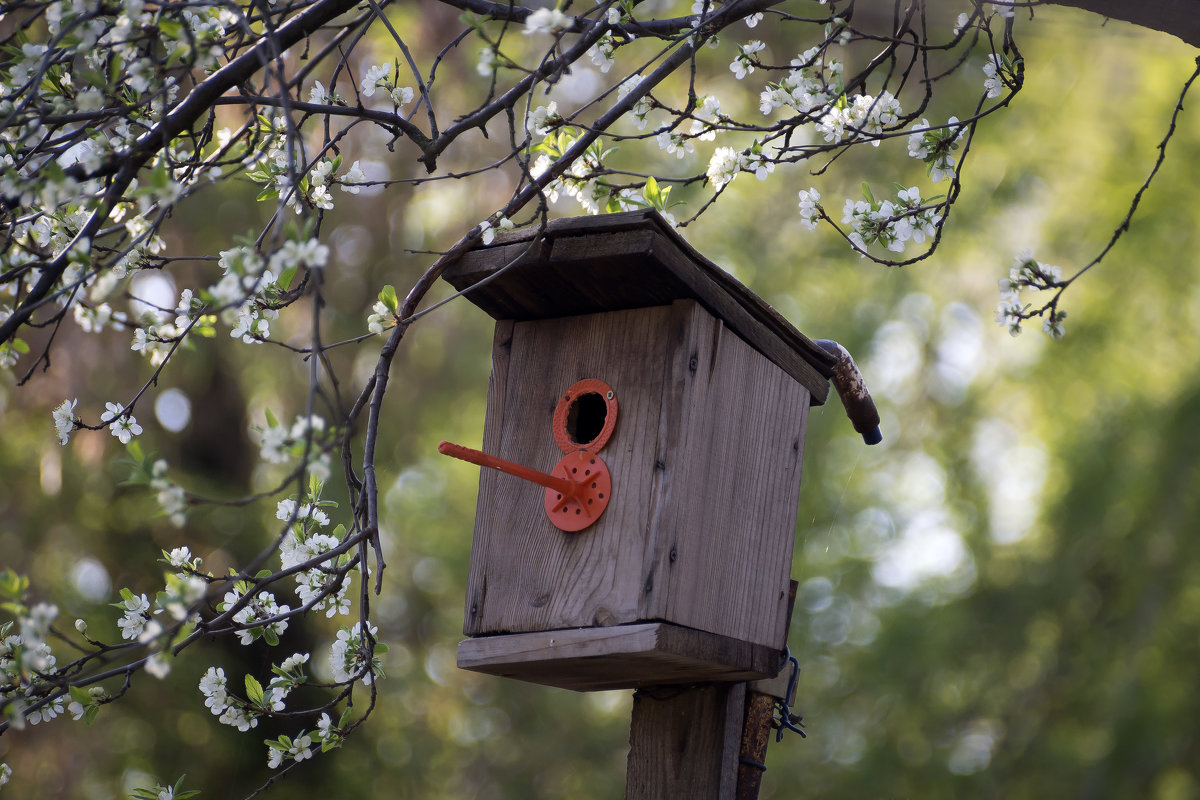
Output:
543,451,612,533
552,379,618,454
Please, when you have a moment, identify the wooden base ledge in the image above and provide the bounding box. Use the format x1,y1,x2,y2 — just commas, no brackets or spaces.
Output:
457,622,782,692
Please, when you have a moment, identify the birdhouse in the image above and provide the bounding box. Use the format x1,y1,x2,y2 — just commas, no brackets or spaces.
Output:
439,210,866,692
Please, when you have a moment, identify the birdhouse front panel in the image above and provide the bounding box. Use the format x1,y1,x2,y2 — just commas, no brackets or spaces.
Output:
463,304,676,638
462,298,811,653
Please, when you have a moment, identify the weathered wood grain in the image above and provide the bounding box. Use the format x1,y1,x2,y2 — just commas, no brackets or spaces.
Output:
464,302,808,650
456,622,781,692
463,306,671,636
441,209,834,404
641,301,810,650
626,682,746,799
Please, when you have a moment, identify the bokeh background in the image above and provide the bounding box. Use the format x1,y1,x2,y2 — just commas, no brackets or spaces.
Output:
2,2,1199,797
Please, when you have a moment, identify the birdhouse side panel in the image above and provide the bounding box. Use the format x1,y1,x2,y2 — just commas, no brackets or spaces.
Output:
461,319,514,631
640,301,810,650
463,306,673,636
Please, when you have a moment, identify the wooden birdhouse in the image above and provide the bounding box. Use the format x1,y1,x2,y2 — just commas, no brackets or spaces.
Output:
438,210,864,693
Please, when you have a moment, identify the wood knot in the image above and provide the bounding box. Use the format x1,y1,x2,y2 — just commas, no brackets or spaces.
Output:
593,608,618,626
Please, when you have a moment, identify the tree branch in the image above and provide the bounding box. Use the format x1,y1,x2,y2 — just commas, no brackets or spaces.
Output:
1040,0,1200,47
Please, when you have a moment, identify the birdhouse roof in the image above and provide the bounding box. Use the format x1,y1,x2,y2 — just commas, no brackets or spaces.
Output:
442,209,836,403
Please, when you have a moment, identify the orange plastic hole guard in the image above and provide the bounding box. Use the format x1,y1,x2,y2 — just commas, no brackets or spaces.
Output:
436,442,612,533
553,379,618,454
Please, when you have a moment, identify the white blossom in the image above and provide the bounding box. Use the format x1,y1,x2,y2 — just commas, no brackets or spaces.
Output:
117,593,151,640
742,149,774,181
705,147,740,189
278,652,310,673
329,621,381,685
366,300,391,335
101,402,142,444
525,101,559,137
617,75,652,130
199,666,229,714
219,704,258,731
1043,310,1067,338
689,95,722,141
588,33,617,74
53,398,77,445
166,546,196,569
523,8,570,36
730,41,765,80
477,45,498,77
907,117,963,182
231,304,272,344
145,653,171,679
797,188,822,230
339,160,367,193
983,54,1004,99
360,63,391,97
389,85,414,106
27,696,64,725
317,712,335,741
656,130,693,159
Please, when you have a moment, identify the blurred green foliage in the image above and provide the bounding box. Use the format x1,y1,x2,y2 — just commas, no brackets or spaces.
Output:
2,4,1199,799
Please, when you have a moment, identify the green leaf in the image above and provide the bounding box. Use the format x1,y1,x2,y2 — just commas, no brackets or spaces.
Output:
245,674,264,705
459,11,487,29
861,182,876,205
0,569,28,600
264,408,279,428
69,686,92,705
379,284,398,314
644,176,661,206
84,704,101,725
171,775,201,799
277,265,298,291
263,628,279,647
11,338,29,354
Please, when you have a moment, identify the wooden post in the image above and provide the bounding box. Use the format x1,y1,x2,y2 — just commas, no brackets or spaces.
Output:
624,580,799,800
626,682,747,799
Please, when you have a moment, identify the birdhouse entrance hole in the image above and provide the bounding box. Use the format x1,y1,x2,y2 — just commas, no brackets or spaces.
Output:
552,378,618,454
566,392,606,446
